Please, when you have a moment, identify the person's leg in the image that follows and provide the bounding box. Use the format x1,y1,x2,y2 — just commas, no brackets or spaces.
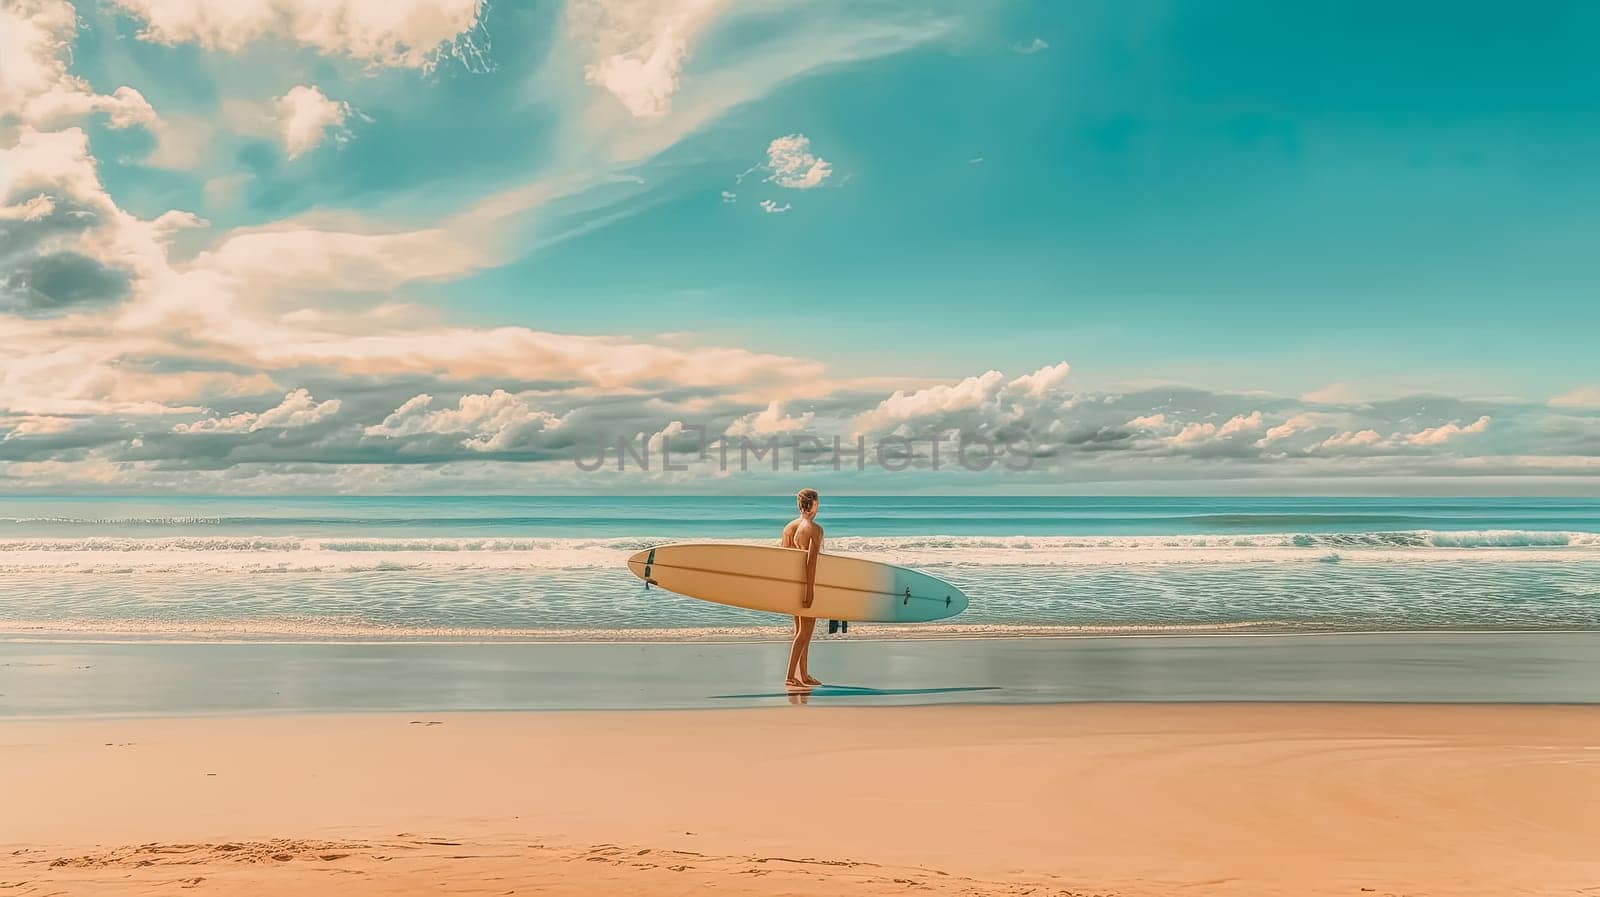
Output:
786,618,809,686
798,617,820,685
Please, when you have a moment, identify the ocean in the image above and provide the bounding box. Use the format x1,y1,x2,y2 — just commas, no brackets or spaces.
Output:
2,495,1597,641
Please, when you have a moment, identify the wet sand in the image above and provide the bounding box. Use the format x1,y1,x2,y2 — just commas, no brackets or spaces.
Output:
5,631,1600,716
4,703,1599,896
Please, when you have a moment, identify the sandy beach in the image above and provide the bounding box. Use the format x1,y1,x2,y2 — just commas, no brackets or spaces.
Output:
5,703,1598,896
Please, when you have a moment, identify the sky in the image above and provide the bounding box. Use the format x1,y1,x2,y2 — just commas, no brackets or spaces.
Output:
1,0,1598,495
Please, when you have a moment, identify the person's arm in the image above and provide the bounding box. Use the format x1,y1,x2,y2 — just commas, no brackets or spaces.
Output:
801,526,822,609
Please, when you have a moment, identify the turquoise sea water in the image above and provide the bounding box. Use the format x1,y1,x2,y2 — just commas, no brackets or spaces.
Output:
1,496,1598,639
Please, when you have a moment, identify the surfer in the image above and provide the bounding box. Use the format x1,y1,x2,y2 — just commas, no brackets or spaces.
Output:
781,488,824,688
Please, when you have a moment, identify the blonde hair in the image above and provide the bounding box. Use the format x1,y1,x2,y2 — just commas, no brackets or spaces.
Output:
796,488,819,511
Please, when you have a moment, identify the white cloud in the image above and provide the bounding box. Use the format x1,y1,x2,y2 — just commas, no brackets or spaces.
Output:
173,389,341,433
765,134,832,189
273,85,353,159
854,370,1006,435
1317,429,1386,453
1405,415,1490,447
1007,361,1070,398
851,362,1078,438
0,0,157,130
1012,37,1049,55
1256,412,1326,446
568,0,725,117
0,194,55,221
586,7,953,169
758,199,790,214
1126,413,1171,432
726,401,814,438
0,126,205,315
1551,386,1600,409
364,390,562,451
1169,411,1264,447
110,0,487,70
720,190,736,203
0,414,77,439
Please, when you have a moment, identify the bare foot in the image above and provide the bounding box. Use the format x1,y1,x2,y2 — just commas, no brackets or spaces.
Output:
802,675,822,686
785,677,809,689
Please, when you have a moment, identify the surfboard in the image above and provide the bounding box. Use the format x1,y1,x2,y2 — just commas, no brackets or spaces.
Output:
626,542,969,623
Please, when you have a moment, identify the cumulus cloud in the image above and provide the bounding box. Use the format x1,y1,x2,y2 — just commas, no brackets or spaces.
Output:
848,362,1076,443
1256,412,1325,446
1012,37,1049,55
1,0,157,130
1,126,204,316
764,134,832,189
364,390,562,451
1126,413,1171,432
725,401,814,438
173,389,342,434
568,0,725,117
1405,415,1490,446
1007,361,1070,398
273,85,352,159
1316,429,1386,453
1169,411,1265,447
109,0,487,70
854,369,1006,435
757,199,789,214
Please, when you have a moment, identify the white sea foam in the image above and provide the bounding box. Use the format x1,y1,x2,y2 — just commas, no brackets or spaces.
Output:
0,530,1596,575
0,618,1314,643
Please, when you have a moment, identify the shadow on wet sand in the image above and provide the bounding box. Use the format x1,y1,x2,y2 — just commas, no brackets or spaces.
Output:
708,684,1002,700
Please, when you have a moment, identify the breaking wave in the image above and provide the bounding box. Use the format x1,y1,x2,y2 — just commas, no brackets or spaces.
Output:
0,530,1596,575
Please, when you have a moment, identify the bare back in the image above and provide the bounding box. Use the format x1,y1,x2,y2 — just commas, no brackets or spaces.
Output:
781,517,823,552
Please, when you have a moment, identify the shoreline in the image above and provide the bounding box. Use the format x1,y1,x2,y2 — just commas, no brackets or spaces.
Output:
7,704,1599,896
6,620,1599,645
8,632,1600,718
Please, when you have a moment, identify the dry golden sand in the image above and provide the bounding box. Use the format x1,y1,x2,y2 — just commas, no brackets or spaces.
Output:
3,704,1598,896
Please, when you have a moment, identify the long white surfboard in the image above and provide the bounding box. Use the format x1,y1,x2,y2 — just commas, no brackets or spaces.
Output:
626,542,969,623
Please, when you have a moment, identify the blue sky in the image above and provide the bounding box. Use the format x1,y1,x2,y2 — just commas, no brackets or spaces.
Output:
2,0,1598,493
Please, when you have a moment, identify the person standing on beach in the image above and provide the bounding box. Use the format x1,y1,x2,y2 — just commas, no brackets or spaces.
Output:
781,488,824,688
